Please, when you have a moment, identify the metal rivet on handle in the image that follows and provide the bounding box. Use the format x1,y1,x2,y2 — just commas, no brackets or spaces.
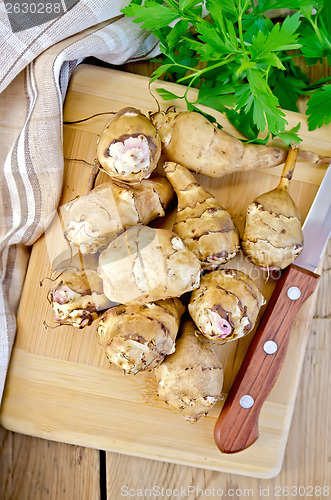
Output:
240,395,254,409
287,286,301,301
263,340,278,354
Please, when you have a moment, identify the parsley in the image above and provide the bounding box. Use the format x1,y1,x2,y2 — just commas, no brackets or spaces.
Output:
306,84,331,130
122,1,331,142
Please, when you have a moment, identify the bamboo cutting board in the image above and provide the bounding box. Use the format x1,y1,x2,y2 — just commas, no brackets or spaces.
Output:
1,65,330,478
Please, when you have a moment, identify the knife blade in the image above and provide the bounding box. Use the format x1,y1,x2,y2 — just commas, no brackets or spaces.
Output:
214,164,331,454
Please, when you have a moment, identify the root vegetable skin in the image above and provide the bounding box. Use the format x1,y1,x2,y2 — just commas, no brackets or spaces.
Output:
241,146,304,270
98,226,201,305
49,268,113,328
63,177,174,255
155,319,223,423
97,107,161,184
151,110,290,177
163,162,240,268
97,298,185,374
189,269,265,343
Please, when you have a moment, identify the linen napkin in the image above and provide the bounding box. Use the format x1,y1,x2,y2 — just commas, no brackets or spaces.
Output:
0,0,159,402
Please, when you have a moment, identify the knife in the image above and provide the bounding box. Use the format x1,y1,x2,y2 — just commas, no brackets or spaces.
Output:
214,164,331,454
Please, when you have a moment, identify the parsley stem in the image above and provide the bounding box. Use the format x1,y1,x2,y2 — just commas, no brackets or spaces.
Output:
237,12,246,55
318,16,331,50
306,15,325,48
165,54,193,73
162,0,178,10
184,73,200,100
177,55,235,84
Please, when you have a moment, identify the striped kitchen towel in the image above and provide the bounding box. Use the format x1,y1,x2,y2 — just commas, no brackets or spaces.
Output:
0,0,159,402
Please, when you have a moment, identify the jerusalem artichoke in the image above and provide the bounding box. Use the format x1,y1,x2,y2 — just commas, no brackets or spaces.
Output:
189,269,265,343
49,266,113,328
155,319,223,423
97,107,161,184
151,110,319,177
63,176,174,255
241,145,304,270
97,298,185,374
163,162,240,268
98,225,201,305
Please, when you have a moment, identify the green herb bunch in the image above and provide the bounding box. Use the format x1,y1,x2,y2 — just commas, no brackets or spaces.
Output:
122,0,331,144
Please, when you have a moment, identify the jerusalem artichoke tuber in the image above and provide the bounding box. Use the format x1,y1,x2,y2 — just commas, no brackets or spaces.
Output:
188,269,265,343
150,110,320,178
97,298,185,374
48,266,113,328
241,145,304,270
163,161,240,268
155,319,223,423
63,177,174,255
98,225,201,305
97,107,161,184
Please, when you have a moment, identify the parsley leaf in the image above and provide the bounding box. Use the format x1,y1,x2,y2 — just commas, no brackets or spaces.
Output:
155,88,182,100
299,2,331,65
179,0,202,10
250,12,301,59
197,81,237,112
166,19,189,50
225,107,261,141
246,69,287,134
150,64,174,83
255,0,302,13
276,123,302,146
121,2,179,29
195,21,237,58
306,84,331,129
271,70,306,112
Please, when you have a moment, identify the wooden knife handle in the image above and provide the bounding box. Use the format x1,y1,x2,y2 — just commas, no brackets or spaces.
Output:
214,264,320,454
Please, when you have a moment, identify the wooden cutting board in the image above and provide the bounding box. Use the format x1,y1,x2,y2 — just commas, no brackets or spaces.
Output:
1,65,330,478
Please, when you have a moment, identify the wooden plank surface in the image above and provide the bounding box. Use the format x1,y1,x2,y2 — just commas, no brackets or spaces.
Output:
0,64,330,478
0,425,101,500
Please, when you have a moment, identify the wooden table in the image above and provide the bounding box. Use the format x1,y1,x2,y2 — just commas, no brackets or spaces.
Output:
1,59,330,500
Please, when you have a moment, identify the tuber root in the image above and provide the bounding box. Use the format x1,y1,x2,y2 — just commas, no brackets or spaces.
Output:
154,319,223,423
97,107,161,184
241,145,304,270
98,225,201,305
63,177,174,255
163,161,240,269
188,269,265,343
48,266,113,328
150,110,321,177
96,298,185,374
